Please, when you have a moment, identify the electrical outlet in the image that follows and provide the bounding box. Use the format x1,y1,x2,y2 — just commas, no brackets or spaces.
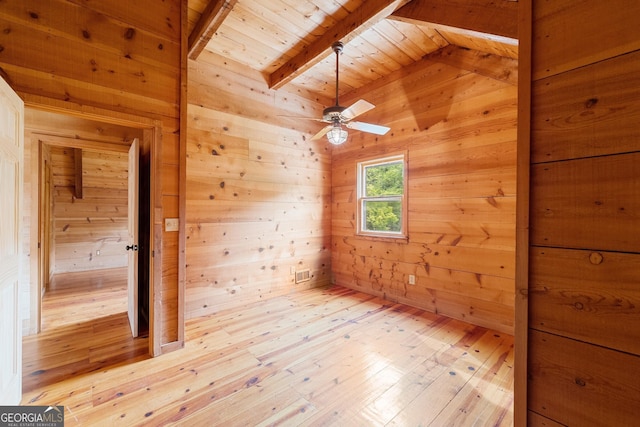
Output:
96,250,100,256
408,274,416,285
290,266,296,275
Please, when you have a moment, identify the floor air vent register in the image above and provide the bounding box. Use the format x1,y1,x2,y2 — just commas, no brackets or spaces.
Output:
295,269,311,284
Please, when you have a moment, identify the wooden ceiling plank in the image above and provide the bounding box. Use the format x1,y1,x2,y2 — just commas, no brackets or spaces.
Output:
427,45,518,85
188,0,238,60
268,0,412,90
210,15,284,70
374,20,443,62
355,30,405,73
341,44,516,108
391,21,450,55
389,0,518,40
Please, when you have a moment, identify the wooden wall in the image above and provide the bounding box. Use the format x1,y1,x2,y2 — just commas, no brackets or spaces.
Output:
185,51,333,318
49,146,128,274
1,0,184,349
527,1,640,425
332,46,518,335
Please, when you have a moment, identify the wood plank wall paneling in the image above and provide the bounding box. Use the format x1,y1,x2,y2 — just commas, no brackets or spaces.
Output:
185,52,332,319
528,0,640,424
528,330,640,426
1,0,183,349
531,50,640,164
331,48,518,335
50,147,128,274
531,154,640,252
529,247,640,356
532,0,640,81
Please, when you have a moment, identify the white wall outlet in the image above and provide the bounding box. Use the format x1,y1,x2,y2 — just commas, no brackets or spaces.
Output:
408,274,416,285
96,250,100,256
290,266,296,275
165,218,179,232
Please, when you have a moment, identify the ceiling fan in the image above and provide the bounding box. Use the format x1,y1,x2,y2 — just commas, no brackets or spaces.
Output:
310,41,390,145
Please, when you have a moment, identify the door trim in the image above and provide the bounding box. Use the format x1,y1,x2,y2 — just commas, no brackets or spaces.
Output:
25,96,162,358
514,0,532,425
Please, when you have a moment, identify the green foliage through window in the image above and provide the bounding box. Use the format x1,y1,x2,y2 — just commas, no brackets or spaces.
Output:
358,157,405,236
364,200,402,232
365,162,404,196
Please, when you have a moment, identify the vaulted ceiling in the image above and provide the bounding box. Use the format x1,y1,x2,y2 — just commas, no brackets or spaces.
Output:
186,0,518,103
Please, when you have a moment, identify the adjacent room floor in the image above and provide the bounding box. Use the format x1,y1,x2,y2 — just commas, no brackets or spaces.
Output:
22,270,514,426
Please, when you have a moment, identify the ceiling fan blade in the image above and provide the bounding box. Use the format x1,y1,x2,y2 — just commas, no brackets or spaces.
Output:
346,121,390,135
311,125,332,140
341,99,375,121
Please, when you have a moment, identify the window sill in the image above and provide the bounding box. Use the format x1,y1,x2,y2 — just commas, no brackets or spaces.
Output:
355,233,409,244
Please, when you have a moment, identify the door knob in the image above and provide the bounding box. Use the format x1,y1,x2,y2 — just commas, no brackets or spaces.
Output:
126,244,139,251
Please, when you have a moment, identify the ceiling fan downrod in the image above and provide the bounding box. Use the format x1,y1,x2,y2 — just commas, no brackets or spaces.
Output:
310,40,389,144
332,41,344,108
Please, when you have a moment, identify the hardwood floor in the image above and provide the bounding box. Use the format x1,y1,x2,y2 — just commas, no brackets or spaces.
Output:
23,268,149,394
41,268,132,330
22,274,514,426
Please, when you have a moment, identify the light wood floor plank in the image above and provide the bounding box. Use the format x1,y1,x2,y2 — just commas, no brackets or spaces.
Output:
22,269,513,425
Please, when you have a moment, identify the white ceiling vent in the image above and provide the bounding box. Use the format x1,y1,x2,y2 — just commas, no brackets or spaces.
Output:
295,269,311,284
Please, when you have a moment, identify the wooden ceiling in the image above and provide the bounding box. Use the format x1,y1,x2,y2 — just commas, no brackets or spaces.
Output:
186,0,518,103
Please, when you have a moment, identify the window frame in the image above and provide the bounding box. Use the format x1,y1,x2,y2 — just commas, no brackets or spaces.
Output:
356,153,408,240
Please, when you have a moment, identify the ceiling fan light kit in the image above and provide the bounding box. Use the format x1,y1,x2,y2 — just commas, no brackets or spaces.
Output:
309,41,390,145
327,123,348,145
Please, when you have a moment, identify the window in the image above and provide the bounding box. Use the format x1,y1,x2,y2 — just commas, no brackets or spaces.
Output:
357,154,407,238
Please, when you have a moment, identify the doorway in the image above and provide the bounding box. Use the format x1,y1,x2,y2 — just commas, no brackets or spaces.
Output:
26,108,151,338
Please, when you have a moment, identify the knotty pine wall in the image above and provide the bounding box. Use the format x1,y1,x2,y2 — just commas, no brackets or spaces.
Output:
332,46,517,335
1,0,184,348
49,146,128,274
526,1,640,425
185,50,332,318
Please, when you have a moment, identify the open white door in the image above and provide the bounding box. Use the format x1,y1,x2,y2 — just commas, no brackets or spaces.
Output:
127,138,139,337
0,77,24,404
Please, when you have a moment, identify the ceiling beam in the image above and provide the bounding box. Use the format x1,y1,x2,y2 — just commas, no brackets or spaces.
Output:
268,0,412,90
389,0,518,40
188,0,238,60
